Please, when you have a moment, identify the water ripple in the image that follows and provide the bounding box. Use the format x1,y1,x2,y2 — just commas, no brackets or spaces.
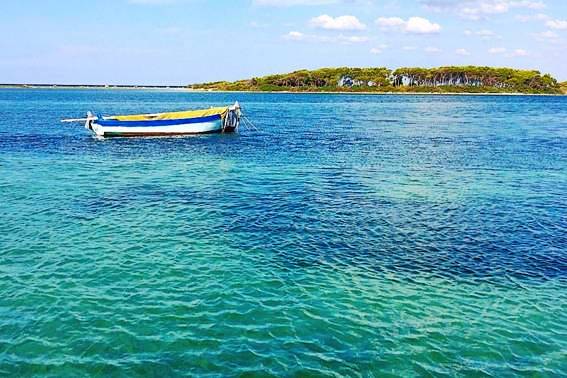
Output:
1,90,566,376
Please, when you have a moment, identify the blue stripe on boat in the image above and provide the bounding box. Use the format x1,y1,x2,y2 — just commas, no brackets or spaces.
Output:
96,114,222,127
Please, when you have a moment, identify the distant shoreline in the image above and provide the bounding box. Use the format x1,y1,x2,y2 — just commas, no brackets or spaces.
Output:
186,89,566,96
1,85,564,96
0,84,187,90
189,66,566,95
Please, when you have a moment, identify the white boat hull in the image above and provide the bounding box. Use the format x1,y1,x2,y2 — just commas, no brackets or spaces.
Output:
90,119,224,137
80,102,241,138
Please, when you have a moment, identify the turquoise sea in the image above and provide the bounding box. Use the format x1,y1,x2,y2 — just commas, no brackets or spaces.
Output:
0,89,566,377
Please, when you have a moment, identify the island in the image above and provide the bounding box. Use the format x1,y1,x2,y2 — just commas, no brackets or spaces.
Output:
189,66,563,95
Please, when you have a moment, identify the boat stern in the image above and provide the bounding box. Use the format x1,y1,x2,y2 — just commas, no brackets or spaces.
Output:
223,102,241,133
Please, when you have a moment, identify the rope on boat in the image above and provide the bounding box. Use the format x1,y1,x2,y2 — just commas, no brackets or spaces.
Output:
238,120,250,130
241,114,259,132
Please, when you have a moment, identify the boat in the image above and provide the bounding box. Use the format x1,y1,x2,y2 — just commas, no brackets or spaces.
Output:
62,102,241,138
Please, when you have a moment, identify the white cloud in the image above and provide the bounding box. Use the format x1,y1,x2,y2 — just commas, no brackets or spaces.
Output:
456,48,471,56
479,29,495,37
254,0,337,6
283,31,369,43
310,15,366,30
406,17,442,33
424,46,442,53
515,13,549,22
128,0,179,4
487,47,530,57
338,35,369,43
534,30,558,39
421,0,545,20
370,44,388,54
464,29,498,39
488,47,507,54
546,19,567,30
510,48,529,56
510,1,545,9
283,31,305,40
376,16,441,34
376,17,406,27
515,15,531,22
403,46,417,51
460,3,507,19
420,0,454,12
253,0,378,5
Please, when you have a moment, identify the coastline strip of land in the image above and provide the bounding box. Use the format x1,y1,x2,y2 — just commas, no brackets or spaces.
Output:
2,66,566,95
0,84,187,90
189,66,566,95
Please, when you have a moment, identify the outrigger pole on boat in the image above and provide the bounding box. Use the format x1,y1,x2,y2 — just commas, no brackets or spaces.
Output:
62,102,241,138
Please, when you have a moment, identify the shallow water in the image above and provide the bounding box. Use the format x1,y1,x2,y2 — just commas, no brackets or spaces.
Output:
0,89,566,376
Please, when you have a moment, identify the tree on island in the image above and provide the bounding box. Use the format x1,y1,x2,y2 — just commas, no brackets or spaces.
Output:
189,66,561,94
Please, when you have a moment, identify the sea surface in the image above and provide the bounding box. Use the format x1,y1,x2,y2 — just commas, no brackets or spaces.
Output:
0,89,566,377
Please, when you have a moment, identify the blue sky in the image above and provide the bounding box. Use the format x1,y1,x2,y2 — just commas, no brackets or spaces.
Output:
1,0,566,84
